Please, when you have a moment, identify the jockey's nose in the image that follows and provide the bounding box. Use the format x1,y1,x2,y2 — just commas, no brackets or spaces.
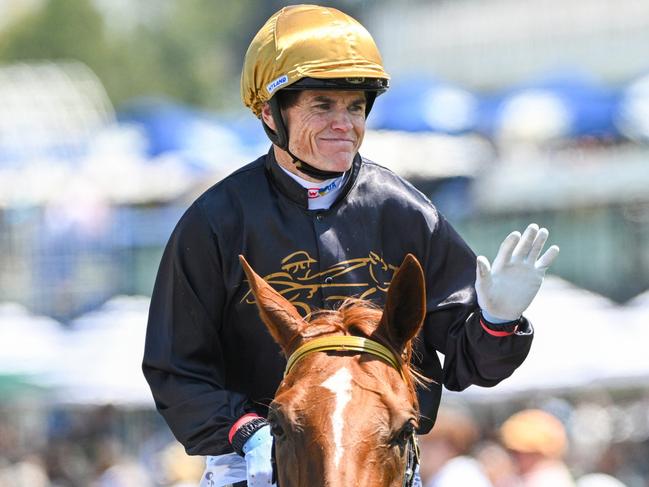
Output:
330,108,354,131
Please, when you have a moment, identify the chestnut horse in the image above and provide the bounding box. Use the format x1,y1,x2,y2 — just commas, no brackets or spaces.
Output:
240,254,427,487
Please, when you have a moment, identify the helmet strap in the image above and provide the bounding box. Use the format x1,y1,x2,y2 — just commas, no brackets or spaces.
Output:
262,97,346,181
365,91,378,117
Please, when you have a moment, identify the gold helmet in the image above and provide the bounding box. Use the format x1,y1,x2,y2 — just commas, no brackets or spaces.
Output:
241,4,390,118
241,5,390,180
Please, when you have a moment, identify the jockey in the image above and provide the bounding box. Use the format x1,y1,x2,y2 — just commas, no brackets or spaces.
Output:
142,5,560,487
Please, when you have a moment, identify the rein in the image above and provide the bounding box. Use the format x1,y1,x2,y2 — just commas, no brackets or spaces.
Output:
275,335,420,487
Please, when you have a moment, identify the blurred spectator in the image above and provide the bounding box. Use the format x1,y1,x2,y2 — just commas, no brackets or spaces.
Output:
92,462,152,487
157,442,203,487
0,455,50,487
500,409,575,487
43,439,91,486
576,473,628,487
419,406,492,487
475,440,520,487
91,437,152,487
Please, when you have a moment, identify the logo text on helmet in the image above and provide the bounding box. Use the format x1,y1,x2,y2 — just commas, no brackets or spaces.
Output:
267,75,289,95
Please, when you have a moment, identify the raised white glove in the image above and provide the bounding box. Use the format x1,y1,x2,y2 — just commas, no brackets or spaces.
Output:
242,424,275,487
475,223,559,322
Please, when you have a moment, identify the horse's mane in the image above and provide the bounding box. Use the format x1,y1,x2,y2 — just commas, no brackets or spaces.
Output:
299,298,431,392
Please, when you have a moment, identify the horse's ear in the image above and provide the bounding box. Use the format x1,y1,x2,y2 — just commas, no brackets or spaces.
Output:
378,254,426,352
239,255,305,353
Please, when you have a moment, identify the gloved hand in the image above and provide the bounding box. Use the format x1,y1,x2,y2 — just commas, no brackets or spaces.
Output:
476,223,559,322
242,424,275,487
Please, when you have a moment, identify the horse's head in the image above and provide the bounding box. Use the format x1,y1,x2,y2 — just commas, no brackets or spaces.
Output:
240,254,427,487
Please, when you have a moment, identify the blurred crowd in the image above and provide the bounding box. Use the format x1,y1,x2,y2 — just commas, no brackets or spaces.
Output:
1,395,648,487
0,2,647,487
0,405,204,487
419,400,649,487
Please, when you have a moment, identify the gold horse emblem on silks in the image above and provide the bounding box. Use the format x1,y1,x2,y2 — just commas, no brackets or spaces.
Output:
241,250,398,315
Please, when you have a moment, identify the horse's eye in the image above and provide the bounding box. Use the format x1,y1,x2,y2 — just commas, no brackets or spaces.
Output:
270,423,284,439
268,417,285,439
391,421,415,447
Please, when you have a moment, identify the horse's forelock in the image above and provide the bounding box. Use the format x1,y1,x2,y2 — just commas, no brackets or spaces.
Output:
305,298,383,339
304,298,429,396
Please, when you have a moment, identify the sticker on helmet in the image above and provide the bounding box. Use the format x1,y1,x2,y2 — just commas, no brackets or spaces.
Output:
267,75,289,95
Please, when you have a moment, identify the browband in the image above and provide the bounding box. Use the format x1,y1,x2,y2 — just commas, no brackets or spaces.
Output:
284,335,405,381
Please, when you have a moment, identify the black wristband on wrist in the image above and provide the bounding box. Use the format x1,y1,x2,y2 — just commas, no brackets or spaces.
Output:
230,417,269,456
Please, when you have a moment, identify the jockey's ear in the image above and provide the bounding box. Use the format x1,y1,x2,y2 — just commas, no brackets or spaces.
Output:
377,254,426,353
239,255,306,354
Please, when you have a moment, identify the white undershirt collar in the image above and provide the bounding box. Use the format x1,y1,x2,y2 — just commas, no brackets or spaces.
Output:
279,165,346,210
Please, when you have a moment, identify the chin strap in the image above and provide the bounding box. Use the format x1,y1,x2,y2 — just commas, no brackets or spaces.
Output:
262,97,345,180
287,149,345,180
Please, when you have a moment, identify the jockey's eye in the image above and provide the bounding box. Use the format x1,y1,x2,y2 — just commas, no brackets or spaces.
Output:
391,420,415,448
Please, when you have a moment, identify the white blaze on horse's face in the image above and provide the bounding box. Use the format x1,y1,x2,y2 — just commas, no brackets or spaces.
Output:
320,366,353,469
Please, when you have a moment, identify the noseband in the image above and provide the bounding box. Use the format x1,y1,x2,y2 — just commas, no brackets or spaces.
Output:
272,336,420,487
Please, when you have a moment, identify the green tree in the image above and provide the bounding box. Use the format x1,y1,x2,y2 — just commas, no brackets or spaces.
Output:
0,0,381,110
123,0,259,110
0,0,257,110
0,0,109,68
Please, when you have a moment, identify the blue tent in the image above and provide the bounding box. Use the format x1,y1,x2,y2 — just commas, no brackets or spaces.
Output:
117,98,226,157
476,70,622,140
368,75,478,134
615,71,649,141
117,97,261,172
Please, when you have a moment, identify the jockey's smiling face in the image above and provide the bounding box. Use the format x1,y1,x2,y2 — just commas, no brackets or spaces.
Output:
262,90,367,178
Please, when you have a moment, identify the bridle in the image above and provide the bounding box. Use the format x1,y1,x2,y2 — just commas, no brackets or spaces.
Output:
272,335,421,487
